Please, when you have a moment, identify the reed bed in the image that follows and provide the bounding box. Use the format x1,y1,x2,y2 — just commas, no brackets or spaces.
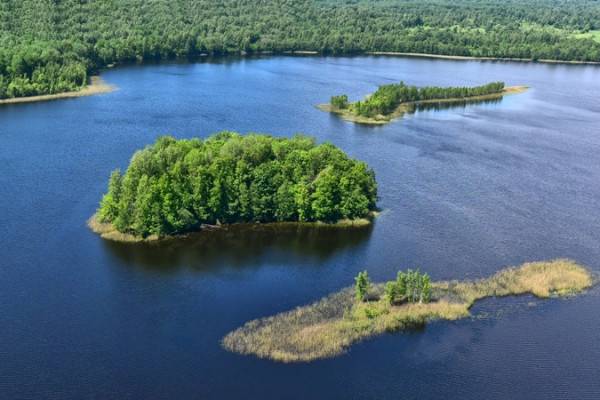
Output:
222,259,593,362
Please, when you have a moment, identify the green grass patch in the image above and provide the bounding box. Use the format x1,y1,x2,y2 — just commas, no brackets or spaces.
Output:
574,30,600,43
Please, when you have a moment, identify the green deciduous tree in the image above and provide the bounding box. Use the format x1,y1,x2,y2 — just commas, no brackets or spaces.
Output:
330,94,349,109
355,270,371,302
385,269,432,305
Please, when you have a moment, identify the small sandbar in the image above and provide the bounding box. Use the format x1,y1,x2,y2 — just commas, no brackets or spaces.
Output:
318,85,528,125
222,259,593,362
0,76,115,106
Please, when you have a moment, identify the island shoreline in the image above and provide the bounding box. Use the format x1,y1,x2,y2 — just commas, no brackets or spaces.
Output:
88,212,378,243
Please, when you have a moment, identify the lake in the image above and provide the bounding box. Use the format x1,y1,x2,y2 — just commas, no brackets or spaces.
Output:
1,55,600,399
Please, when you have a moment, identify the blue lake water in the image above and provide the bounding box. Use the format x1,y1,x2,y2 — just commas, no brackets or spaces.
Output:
1,56,600,399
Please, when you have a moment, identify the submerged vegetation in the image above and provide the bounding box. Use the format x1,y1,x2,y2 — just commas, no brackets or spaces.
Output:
3,0,600,100
222,259,593,362
93,132,377,240
322,81,523,124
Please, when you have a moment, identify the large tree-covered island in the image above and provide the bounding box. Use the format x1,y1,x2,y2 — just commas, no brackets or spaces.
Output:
223,259,594,362
89,132,378,242
320,81,527,124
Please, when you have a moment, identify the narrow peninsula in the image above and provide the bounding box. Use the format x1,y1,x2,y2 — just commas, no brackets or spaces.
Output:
318,81,527,125
90,132,378,242
0,76,114,106
222,259,593,362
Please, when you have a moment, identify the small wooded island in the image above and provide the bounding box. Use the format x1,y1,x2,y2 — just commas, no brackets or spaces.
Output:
223,259,593,362
89,132,377,242
319,81,528,124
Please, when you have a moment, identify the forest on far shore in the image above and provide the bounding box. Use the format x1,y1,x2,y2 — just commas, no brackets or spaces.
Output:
2,0,600,99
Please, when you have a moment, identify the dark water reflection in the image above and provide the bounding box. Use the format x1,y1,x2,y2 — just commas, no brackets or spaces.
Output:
2,56,600,399
103,223,373,272
414,96,502,112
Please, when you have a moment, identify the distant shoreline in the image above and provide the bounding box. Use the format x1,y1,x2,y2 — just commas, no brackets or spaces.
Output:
0,76,115,106
1,50,596,106
367,51,600,66
318,85,529,125
88,212,376,243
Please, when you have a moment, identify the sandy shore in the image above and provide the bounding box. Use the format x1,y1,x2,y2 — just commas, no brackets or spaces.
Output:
367,51,600,65
0,76,115,106
318,85,528,125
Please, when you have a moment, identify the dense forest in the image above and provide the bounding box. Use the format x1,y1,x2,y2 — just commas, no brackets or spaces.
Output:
97,132,378,238
1,0,600,99
334,81,505,117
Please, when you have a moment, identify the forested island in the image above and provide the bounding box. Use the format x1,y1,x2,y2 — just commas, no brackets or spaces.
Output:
223,259,594,362
2,0,600,101
320,82,526,124
90,132,378,242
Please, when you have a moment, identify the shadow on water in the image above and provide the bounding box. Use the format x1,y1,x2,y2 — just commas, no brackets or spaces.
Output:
112,54,275,75
335,97,504,129
101,223,374,274
413,96,503,113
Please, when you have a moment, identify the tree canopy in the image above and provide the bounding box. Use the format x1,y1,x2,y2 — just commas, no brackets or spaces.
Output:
355,270,371,301
384,269,432,305
2,0,600,99
97,132,378,238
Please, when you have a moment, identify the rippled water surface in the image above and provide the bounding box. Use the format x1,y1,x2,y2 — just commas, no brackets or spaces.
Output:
2,56,600,399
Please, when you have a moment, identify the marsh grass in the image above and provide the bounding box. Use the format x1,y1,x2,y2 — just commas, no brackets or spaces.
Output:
440,259,594,304
222,259,593,362
87,213,159,242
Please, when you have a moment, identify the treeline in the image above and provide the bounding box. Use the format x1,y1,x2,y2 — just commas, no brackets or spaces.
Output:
97,132,377,238
0,56,86,98
2,0,600,99
334,81,505,117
